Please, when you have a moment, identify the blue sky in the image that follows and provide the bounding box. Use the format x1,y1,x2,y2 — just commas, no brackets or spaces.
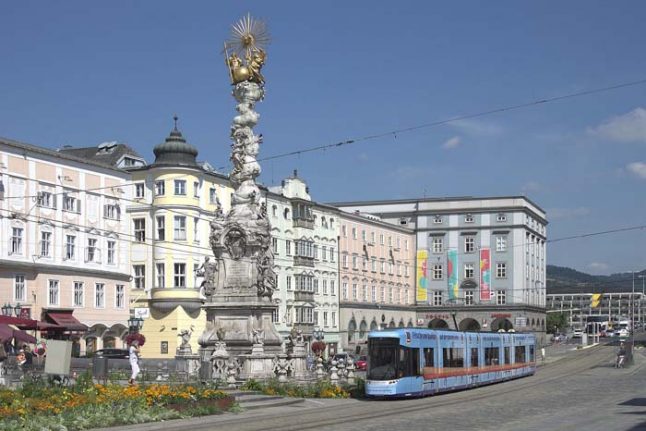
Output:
2,1,646,275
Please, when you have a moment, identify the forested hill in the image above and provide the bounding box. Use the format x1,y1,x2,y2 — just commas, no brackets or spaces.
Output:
546,265,646,293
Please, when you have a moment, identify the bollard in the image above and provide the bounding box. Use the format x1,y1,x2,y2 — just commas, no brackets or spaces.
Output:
329,359,339,384
315,356,325,380
346,357,355,385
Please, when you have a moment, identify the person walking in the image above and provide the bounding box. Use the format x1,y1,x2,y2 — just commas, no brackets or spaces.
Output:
128,340,140,384
615,341,627,368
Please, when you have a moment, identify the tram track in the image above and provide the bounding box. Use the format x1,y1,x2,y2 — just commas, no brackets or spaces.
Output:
186,345,611,431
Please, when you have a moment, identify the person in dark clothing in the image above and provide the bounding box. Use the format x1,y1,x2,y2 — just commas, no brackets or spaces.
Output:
616,342,627,368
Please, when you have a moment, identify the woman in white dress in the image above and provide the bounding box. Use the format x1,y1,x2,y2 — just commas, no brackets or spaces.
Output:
128,340,140,385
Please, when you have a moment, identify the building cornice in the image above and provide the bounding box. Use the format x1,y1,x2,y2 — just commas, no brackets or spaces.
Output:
0,259,130,281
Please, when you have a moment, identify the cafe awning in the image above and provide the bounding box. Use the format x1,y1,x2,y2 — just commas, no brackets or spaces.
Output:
0,324,37,344
0,315,60,331
44,311,88,332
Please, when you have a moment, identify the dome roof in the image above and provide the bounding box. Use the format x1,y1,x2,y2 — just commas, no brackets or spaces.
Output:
152,117,199,167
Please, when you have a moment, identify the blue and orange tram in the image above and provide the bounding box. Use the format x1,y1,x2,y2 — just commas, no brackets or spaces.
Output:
365,328,536,398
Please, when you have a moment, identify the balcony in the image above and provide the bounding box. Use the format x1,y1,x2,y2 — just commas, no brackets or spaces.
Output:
294,290,315,303
293,218,314,229
293,322,314,334
293,255,315,267
150,288,202,312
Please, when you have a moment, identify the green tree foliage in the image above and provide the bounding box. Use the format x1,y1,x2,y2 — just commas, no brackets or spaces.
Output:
546,312,568,334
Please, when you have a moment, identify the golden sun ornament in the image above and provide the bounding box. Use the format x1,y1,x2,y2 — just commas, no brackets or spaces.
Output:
224,14,270,85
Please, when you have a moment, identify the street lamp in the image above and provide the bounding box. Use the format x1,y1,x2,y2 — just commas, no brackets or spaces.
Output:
127,316,144,333
312,327,325,341
1,303,22,317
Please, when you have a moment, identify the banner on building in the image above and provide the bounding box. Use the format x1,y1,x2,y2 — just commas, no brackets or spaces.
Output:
447,249,459,300
416,250,428,302
479,248,491,301
590,293,602,308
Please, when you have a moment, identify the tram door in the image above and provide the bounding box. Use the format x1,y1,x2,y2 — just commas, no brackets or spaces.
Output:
398,346,421,394
466,333,480,386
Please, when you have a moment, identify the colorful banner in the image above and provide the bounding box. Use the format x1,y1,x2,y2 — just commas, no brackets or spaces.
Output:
479,248,491,301
447,249,459,300
416,250,428,302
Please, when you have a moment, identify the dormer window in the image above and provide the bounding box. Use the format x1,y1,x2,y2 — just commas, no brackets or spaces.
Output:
433,215,443,224
497,213,507,222
465,214,474,223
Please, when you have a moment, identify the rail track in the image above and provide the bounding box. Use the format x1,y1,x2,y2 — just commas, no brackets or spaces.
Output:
178,345,612,431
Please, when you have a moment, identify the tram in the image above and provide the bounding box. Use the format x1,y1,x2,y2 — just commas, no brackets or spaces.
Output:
365,328,536,398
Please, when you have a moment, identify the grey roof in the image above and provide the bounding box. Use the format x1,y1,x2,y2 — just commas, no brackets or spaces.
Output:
152,127,199,168
0,136,129,174
59,143,145,168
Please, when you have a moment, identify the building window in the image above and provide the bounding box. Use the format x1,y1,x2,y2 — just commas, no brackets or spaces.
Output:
464,236,475,253
156,263,165,288
193,181,200,198
323,311,328,327
286,240,291,256
352,227,357,239
496,290,506,305
174,180,186,195
284,208,290,219
135,183,145,199
342,254,348,268
272,308,279,323
389,288,394,303
63,194,80,213
433,215,443,224
134,219,145,242
465,290,474,305
330,248,335,262
104,203,120,220
342,225,347,237
154,216,165,241
496,236,507,252
115,285,125,309
193,217,199,243
371,285,376,302
342,282,348,300
404,263,409,277
464,263,474,279
36,191,56,208
86,238,98,262
352,284,358,301
497,213,507,222
174,263,186,287
65,235,76,260
95,283,105,308
14,275,25,302
48,280,59,306
496,262,507,278
174,216,186,241
352,255,358,269
381,286,386,302
380,234,384,245
73,282,84,307
155,180,165,196
133,265,145,289
10,227,23,255
322,246,327,261
432,264,443,280
209,187,217,204
40,231,51,257
380,260,386,273
286,275,292,290
272,238,278,254
433,291,443,306
432,237,443,253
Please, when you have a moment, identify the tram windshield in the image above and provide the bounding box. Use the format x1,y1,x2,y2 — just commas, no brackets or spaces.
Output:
368,337,399,380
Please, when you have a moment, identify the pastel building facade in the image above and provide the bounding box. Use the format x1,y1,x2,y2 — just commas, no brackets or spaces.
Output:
0,137,133,354
266,172,340,355
337,210,416,354
125,126,233,358
332,196,548,345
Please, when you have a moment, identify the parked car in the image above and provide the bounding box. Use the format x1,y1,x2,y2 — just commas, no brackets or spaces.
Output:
572,329,583,338
355,355,367,371
618,328,630,338
551,333,567,343
94,348,129,359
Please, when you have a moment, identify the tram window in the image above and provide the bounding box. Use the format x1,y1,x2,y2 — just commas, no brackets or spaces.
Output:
484,347,500,365
398,347,420,377
515,346,526,363
470,348,479,367
442,348,464,368
529,345,535,362
368,338,399,380
423,348,434,368
504,347,511,365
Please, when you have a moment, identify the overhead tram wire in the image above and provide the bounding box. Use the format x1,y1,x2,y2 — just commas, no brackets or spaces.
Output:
217,77,646,171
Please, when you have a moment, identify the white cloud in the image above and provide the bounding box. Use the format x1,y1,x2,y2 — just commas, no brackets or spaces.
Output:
449,119,502,137
547,207,590,220
521,181,542,193
626,161,646,179
588,262,609,272
442,136,461,150
589,107,646,143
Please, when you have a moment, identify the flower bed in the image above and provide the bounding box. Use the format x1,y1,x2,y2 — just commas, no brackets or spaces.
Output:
240,378,351,398
0,374,235,431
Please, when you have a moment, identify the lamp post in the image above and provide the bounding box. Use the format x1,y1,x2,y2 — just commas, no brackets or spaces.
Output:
639,275,645,330
632,271,635,351
1,303,22,317
127,316,144,334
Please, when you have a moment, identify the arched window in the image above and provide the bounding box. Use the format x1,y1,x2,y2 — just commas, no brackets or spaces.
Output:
284,208,290,219
330,218,334,229
272,205,277,217
348,319,357,342
359,320,368,338
370,320,378,331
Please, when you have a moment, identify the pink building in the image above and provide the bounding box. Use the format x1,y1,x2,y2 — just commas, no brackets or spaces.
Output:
0,137,134,355
337,210,416,354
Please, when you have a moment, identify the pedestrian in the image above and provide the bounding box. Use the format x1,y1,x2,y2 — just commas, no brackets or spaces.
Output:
615,342,627,368
128,340,140,385
22,345,33,369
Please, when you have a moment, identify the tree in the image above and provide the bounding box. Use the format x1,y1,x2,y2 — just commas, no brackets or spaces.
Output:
546,312,567,334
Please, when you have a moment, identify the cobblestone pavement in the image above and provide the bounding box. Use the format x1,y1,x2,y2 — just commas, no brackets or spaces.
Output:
106,345,646,431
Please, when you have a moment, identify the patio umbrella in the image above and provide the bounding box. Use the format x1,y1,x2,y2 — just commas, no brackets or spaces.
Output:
0,324,12,343
0,324,37,344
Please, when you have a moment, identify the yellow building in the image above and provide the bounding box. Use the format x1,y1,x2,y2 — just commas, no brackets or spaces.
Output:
127,125,232,358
